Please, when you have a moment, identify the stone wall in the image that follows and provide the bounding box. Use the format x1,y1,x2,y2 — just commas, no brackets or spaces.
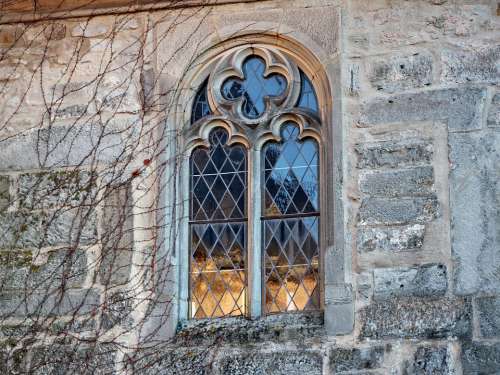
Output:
0,0,499,373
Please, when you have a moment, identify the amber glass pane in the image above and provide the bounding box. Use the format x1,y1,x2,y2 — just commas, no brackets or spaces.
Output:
222,56,287,119
189,128,247,319
262,123,320,314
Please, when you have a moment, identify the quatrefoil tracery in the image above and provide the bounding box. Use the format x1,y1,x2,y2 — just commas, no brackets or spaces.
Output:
209,46,301,126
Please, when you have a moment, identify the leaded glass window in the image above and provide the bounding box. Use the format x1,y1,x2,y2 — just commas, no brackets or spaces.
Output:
186,46,323,320
189,128,247,318
262,123,320,313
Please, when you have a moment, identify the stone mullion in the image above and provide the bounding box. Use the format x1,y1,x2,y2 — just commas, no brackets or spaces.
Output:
248,146,262,319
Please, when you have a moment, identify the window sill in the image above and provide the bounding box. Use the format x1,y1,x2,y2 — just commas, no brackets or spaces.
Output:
175,311,324,346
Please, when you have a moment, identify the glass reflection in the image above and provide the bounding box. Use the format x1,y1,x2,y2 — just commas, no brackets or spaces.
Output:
222,56,287,119
191,79,212,124
262,123,320,314
296,69,319,114
189,128,248,319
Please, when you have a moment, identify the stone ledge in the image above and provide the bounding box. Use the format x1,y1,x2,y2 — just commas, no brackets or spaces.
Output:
176,311,324,346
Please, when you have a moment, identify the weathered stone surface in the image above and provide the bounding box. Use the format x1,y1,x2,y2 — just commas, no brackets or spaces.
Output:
449,132,500,296
355,140,433,169
373,264,447,300
0,122,127,171
329,346,385,373
441,46,500,84
357,224,425,253
44,208,98,247
358,196,438,225
18,170,95,209
71,21,110,38
129,347,210,375
367,52,433,93
476,296,500,338
403,346,452,375
0,347,27,374
102,291,134,330
98,184,134,287
30,343,117,375
360,297,471,339
0,249,87,291
461,342,500,374
488,93,500,127
0,288,100,317
177,312,323,346
360,88,486,131
0,211,43,249
0,175,9,210
359,166,434,197
54,104,89,120
217,351,322,375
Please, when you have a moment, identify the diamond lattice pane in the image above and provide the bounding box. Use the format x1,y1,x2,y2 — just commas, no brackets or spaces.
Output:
191,79,212,124
263,217,320,313
263,124,319,217
261,123,320,314
189,128,247,319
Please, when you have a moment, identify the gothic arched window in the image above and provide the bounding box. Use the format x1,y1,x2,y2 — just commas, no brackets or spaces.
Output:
185,46,323,319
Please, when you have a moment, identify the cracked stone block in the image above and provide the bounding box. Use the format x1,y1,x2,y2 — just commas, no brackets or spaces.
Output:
355,140,433,169
367,52,433,93
360,88,486,131
359,166,434,197
360,297,471,339
373,264,447,300
357,224,425,252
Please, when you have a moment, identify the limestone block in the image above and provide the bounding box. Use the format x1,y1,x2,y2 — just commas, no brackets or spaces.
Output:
359,166,434,197
0,175,9,211
487,93,500,127
0,288,100,317
449,131,500,296
30,343,117,375
357,224,425,253
216,351,322,375
367,52,433,93
101,291,134,330
98,185,134,287
359,297,472,339
441,46,500,84
355,140,433,169
0,121,130,171
403,346,453,375
476,296,500,338
281,6,339,55
71,20,110,38
0,248,88,291
329,346,385,373
358,196,439,225
0,208,96,249
373,264,448,300
360,88,487,132
130,347,210,375
461,342,500,374
18,170,96,209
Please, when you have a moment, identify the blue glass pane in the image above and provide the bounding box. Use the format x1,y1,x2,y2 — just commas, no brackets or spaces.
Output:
262,123,319,216
296,70,319,114
191,79,212,124
222,56,287,119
